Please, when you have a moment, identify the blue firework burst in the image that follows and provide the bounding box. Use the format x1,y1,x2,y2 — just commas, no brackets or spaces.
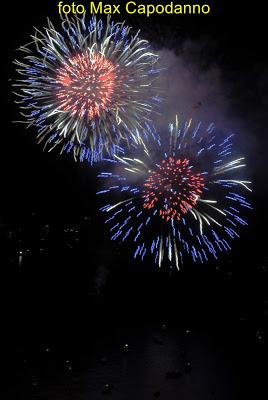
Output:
13,14,160,163
97,117,252,269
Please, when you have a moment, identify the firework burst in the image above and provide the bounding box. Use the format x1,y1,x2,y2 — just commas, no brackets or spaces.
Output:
97,117,252,269
13,14,160,163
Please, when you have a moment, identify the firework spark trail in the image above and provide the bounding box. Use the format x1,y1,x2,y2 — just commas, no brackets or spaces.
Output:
13,14,160,163
97,118,252,269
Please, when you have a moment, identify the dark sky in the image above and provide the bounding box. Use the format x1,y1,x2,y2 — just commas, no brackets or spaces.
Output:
2,0,268,263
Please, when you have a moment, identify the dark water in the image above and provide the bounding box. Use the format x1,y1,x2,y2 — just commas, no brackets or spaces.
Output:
2,216,267,399
5,324,267,400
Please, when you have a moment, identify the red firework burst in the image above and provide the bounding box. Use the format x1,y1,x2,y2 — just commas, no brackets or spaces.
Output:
55,51,120,120
143,157,205,222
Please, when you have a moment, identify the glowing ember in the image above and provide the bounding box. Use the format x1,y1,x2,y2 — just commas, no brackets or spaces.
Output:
143,157,205,222
55,51,119,120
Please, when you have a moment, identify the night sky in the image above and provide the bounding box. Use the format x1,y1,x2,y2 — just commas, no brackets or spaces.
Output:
2,1,268,399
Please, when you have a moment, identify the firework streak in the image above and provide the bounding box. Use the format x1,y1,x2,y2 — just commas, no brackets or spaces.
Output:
97,117,252,269
13,14,160,163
